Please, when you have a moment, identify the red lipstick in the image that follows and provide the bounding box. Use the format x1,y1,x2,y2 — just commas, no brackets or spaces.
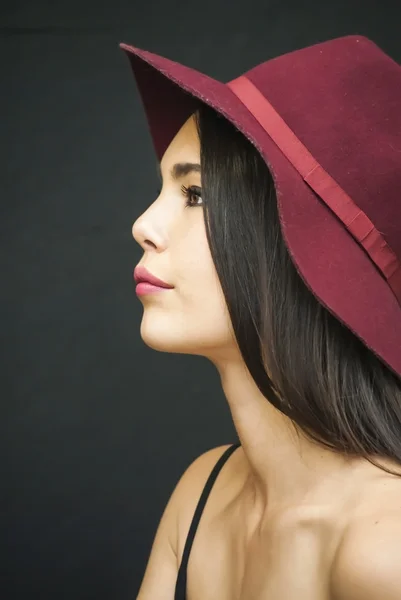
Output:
133,265,174,296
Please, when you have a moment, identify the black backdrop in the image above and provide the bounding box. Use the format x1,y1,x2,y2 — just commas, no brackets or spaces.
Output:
2,1,401,598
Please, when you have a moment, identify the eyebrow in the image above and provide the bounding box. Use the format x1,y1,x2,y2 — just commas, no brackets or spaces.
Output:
157,161,201,182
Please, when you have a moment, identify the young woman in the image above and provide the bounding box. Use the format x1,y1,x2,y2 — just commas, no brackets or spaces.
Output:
121,35,401,599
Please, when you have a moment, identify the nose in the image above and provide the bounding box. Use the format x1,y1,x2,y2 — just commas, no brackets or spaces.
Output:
132,218,154,250
132,216,143,244
132,210,166,252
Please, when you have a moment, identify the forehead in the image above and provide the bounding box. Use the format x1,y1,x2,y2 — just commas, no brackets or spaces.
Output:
160,113,200,170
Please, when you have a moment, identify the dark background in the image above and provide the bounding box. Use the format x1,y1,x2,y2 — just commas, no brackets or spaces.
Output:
2,1,401,598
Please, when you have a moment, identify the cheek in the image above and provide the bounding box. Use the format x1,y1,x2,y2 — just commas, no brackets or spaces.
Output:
176,228,220,303
173,233,233,341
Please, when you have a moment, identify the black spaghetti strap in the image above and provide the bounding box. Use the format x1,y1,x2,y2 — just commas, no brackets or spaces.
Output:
174,442,241,600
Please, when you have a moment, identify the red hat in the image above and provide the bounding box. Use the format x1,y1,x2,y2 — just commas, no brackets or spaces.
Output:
119,35,401,379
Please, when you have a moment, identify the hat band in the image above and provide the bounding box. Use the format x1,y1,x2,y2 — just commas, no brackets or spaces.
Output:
227,75,401,308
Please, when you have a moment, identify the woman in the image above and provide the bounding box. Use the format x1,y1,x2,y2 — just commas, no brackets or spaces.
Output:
121,35,401,599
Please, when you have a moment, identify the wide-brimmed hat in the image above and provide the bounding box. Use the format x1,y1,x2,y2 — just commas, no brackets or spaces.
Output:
119,35,401,379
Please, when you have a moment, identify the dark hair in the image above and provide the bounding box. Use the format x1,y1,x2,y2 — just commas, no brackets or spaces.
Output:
193,102,401,478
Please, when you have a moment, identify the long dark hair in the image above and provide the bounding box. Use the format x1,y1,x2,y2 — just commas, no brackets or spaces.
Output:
193,102,401,477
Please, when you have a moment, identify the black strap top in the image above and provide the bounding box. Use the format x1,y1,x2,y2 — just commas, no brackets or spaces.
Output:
174,442,242,600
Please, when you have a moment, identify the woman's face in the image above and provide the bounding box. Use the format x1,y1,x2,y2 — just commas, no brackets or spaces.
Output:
132,114,236,360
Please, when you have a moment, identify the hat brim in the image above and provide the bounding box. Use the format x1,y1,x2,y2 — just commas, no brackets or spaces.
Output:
120,42,401,378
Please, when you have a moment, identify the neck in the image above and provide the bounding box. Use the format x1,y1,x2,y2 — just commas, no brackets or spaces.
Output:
215,358,366,520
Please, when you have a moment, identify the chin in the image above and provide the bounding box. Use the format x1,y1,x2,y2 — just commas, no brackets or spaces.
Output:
139,320,192,354
138,310,233,357
138,326,216,358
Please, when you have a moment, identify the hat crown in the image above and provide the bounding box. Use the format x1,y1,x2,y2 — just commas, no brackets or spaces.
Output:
244,35,401,261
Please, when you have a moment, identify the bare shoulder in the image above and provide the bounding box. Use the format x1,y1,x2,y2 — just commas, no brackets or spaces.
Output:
175,443,241,560
332,503,401,600
176,443,236,503
136,444,236,599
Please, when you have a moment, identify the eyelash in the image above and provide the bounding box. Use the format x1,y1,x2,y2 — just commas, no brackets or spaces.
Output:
156,185,203,208
181,184,203,208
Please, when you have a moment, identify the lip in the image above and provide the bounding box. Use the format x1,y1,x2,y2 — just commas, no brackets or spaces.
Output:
133,265,174,289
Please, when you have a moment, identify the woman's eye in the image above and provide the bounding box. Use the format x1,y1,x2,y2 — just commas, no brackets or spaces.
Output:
155,185,203,208
181,184,203,207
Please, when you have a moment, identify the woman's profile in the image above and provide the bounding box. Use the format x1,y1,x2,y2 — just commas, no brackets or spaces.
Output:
121,35,401,599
